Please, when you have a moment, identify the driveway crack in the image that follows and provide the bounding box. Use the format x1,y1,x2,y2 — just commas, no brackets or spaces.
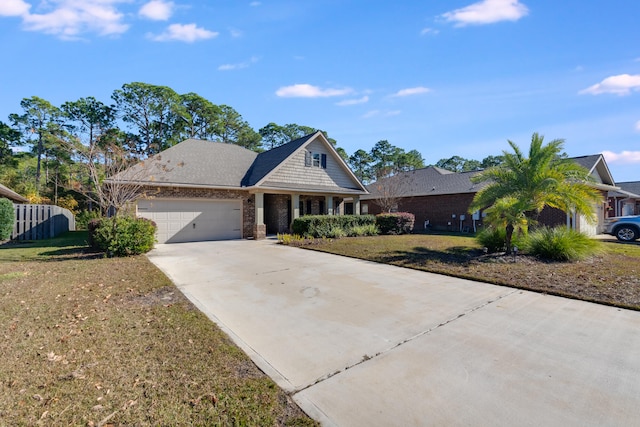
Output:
292,288,519,395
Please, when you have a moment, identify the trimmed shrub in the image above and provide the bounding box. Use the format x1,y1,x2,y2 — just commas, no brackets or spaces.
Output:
76,210,102,230
375,212,415,235
92,216,157,256
292,215,376,238
525,226,600,262
0,198,14,240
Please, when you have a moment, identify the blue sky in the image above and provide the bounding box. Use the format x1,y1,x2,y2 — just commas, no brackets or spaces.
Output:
1,0,639,181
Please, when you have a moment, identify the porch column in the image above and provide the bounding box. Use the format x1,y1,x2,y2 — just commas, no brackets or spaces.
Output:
253,192,266,240
290,194,300,230
353,196,361,215
326,195,334,215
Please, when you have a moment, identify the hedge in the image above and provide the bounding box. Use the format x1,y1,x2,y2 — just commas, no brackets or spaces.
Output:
0,198,14,240
90,216,157,256
375,212,415,235
292,214,376,238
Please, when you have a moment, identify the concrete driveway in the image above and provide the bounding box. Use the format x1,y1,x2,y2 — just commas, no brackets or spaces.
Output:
147,239,640,426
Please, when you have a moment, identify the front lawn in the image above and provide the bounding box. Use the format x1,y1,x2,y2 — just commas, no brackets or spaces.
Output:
0,232,316,426
304,234,640,310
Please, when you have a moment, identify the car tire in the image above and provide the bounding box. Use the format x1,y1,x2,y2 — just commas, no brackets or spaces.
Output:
614,225,639,241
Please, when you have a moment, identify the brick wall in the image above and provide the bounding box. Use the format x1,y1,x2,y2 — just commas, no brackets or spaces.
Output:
365,193,479,232
143,186,255,238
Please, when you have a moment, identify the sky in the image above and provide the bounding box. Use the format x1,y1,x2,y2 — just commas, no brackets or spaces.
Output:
0,0,639,182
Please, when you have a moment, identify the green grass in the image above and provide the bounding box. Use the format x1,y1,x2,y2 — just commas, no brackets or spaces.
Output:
305,233,640,310
0,232,316,426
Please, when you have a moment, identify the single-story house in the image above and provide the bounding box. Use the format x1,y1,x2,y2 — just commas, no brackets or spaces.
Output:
109,132,368,243
362,154,619,236
0,183,28,203
608,181,640,217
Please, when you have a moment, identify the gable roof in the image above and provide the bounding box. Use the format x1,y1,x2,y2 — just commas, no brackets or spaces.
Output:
571,154,615,186
109,132,367,194
242,133,316,187
0,183,28,203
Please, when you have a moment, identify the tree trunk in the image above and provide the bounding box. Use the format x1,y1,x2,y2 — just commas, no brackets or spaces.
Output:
505,223,514,254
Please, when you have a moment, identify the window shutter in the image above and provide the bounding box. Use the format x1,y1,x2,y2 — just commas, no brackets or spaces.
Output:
305,151,311,167
321,153,327,169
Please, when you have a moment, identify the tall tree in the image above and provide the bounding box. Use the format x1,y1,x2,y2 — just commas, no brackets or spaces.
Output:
469,132,602,253
259,122,338,150
63,97,116,151
0,121,20,165
218,105,262,151
112,82,182,156
9,96,66,191
348,149,373,183
174,92,223,141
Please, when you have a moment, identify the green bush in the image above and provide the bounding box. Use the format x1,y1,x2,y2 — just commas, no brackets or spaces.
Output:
476,226,527,253
76,210,102,230
347,224,380,237
525,226,600,262
292,215,376,238
92,216,157,257
375,212,415,235
0,198,14,240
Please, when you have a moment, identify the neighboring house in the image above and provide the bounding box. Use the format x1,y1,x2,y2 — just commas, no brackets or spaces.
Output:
362,154,618,236
110,132,368,243
608,181,640,217
0,183,28,203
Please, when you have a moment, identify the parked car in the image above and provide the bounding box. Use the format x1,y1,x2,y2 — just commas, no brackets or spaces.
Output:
604,215,640,241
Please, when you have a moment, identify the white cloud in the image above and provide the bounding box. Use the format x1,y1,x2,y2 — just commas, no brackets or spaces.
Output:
579,74,640,96
21,0,129,39
218,56,258,71
139,0,174,21
635,120,640,132
275,84,353,98
602,150,640,164
336,96,369,106
420,27,439,35
392,86,431,97
230,28,243,38
0,0,30,16
150,23,218,42
250,1,261,6
362,110,401,119
442,0,529,26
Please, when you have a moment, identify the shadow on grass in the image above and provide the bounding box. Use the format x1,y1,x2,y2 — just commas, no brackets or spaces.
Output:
0,231,105,261
375,246,481,266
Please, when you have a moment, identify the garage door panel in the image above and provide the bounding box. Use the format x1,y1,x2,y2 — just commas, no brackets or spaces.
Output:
137,199,242,243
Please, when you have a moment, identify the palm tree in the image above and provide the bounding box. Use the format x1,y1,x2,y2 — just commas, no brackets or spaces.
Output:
469,132,602,253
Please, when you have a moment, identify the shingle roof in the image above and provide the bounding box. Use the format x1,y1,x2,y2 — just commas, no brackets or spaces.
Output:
116,139,258,187
617,181,640,198
571,154,601,171
363,166,486,199
242,133,316,186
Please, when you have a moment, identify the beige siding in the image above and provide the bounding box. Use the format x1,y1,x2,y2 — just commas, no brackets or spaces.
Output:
267,140,357,189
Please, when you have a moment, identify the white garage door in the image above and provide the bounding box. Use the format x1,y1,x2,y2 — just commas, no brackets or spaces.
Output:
137,199,242,243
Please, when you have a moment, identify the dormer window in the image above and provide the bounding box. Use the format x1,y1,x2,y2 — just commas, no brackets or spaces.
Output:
305,151,327,169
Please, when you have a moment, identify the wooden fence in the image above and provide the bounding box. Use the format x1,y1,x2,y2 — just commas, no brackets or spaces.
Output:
12,204,76,241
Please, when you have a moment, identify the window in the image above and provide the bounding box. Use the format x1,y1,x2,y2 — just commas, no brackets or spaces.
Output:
361,204,368,214
305,151,327,169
